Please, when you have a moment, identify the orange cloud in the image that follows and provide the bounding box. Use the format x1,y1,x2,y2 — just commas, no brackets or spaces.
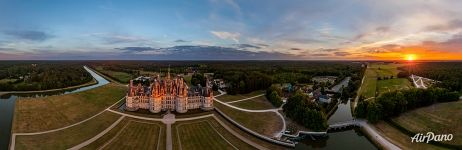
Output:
356,34,462,60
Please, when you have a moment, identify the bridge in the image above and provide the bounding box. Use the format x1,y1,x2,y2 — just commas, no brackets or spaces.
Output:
327,120,360,131
282,119,360,139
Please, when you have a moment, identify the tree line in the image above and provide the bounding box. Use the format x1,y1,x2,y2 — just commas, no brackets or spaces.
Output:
0,62,92,91
355,88,460,123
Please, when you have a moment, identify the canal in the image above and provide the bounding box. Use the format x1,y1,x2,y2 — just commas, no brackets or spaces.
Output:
295,97,377,149
0,66,109,149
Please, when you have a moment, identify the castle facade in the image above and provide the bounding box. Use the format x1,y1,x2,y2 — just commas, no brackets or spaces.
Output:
125,71,213,113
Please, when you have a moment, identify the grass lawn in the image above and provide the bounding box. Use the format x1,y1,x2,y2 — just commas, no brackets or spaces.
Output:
15,111,120,150
377,78,412,94
14,83,127,133
358,63,410,98
212,112,287,150
374,121,448,150
94,66,132,83
229,96,275,110
183,75,192,86
391,100,462,146
358,68,378,98
172,118,255,150
369,63,403,78
214,102,283,137
216,90,265,102
100,119,164,150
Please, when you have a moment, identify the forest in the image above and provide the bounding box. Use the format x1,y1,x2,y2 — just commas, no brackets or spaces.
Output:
355,88,460,123
88,61,364,95
400,62,462,92
0,61,93,91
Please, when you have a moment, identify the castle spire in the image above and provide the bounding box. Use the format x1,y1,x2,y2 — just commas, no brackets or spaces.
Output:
167,65,171,80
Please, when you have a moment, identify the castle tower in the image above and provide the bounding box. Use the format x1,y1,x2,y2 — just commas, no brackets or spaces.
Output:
176,76,188,113
150,79,162,113
202,77,214,111
125,79,140,111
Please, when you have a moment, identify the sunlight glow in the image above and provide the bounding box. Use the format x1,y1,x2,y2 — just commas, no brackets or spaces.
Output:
405,54,417,61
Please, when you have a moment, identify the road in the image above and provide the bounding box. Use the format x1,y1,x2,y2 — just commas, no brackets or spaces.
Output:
226,94,265,104
214,93,286,138
68,116,126,150
357,120,401,150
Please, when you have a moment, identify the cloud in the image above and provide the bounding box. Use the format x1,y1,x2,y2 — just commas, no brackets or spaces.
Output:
90,33,148,44
420,33,462,53
334,52,351,56
257,44,270,47
114,47,167,55
290,48,302,51
311,54,330,57
425,19,462,32
111,45,299,60
0,47,17,53
210,31,240,43
320,48,339,52
174,39,190,42
2,30,52,42
353,26,391,41
282,37,323,44
233,44,261,49
115,47,157,52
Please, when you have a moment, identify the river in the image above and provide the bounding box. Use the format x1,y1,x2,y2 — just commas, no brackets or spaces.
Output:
0,66,109,149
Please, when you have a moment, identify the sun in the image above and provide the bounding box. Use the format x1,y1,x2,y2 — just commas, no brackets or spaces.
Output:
405,54,417,61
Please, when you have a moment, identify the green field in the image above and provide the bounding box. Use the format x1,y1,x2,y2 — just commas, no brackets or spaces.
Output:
183,75,192,86
94,66,133,83
377,78,412,93
14,83,127,132
229,96,275,110
216,90,265,102
172,117,255,150
391,100,462,146
358,63,411,98
102,120,164,150
15,111,120,149
214,102,282,137
212,112,287,150
359,69,378,98
81,117,166,150
374,121,447,150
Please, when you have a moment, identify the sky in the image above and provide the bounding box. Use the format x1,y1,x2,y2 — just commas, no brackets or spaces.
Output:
1,0,462,60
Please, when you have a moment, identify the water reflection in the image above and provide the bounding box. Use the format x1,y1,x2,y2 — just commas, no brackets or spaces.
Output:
295,128,376,150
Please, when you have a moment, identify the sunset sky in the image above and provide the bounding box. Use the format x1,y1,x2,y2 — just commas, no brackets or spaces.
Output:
1,0,462,60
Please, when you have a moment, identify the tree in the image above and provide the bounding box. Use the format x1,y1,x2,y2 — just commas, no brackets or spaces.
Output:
191,73,206,86
366,101,383,123
354,100,368,118
283,92,327,131
212,83,219,91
